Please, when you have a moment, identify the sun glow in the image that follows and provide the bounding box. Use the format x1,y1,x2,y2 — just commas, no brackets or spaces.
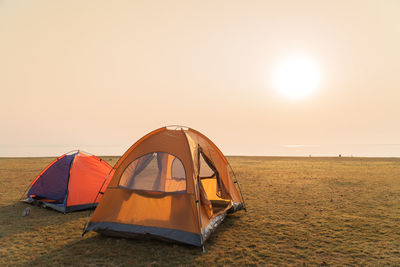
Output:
272,56,322,100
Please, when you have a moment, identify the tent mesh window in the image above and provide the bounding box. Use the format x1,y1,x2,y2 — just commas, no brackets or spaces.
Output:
199,153,215,178
119,152,187,193
199,151,223,198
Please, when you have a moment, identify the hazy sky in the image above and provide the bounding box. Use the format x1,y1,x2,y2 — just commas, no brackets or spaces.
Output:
1,0,399,157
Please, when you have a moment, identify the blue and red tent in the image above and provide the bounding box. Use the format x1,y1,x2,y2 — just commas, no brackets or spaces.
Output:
25,150,114,213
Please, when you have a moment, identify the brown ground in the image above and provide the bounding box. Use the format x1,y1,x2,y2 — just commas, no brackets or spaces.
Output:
0,156,399,266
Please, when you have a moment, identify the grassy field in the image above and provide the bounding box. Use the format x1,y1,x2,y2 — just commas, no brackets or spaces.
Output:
1,156,400,266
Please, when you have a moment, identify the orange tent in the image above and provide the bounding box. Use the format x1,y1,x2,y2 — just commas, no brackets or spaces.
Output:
83,126,245,248
25,150,114,213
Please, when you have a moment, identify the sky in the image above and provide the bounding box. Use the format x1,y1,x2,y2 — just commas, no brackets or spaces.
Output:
1,0,399,157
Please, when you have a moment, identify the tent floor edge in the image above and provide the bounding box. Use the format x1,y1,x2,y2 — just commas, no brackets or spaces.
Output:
23,198,100,213
227,202,246,213
202,211,227,243
86,222,202,247
65,203,98,213
40,201,66,213
23,198,67,213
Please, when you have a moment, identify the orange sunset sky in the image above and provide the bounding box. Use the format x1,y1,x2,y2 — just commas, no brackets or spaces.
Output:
1,0,399,157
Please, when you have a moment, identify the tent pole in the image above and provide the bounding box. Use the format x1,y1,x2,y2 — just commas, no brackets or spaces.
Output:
195,145,205,249
228,162,247,212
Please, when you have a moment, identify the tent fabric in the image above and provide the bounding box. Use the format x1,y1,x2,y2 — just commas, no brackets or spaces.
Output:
25,151,113,213
83,126,245,247
27,154,74,203
67,152,115,207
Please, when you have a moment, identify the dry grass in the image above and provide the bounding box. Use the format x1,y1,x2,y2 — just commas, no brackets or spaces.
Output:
1,156,400,266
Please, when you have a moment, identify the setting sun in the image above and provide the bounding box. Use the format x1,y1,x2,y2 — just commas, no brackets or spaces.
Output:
272,56,322,100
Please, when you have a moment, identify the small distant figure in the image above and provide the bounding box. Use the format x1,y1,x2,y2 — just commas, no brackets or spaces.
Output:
22,207,31,217
309,154,311,157
338,154,342,157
